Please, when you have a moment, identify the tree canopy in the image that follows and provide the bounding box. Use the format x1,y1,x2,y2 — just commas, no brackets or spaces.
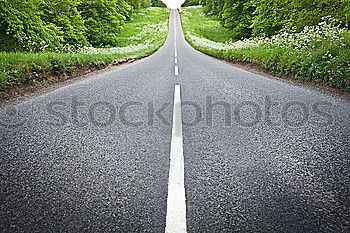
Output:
182,0,200,6
0,0,166,51
200,0,350,38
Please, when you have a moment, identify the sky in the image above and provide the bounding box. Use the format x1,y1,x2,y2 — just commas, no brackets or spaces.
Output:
161,0,186,8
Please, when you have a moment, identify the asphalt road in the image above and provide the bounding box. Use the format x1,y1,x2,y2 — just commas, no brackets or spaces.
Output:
1,9,349,233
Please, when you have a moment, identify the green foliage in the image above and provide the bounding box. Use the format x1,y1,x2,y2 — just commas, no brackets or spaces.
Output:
202,0,225,16
200,0,350,38
111,7,168,47
127,0,141,10
221,0,254,38
151,0,166,7
181,6,350,91
180,7,234,43
39,0,89,47
0,0,155,52
250,0,349,37
141,0,152,8
0,7,169,93
78,0,131,46
0,0,63,52
344,0,350,24
182,0,200,6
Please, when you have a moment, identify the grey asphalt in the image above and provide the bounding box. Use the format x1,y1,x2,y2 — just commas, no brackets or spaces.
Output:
1,9,349,233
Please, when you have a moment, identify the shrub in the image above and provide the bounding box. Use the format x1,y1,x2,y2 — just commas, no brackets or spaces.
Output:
0,0,63,52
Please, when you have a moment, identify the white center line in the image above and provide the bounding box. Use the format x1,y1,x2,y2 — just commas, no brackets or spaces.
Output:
175,49,177,58
175,58,178,64
165,85,187,233
175,66,179,76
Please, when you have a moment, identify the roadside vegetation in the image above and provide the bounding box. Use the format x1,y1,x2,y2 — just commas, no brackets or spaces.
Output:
0,4,168,98
180,3,350,91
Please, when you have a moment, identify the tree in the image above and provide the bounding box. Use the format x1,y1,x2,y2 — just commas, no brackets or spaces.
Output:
151,0,166,7
127,0,141,10
39,0,88,47
250,0,349,36
182,0,200,6
0,0,63,51
78,0,132,46
141,0,151,8
221,0,254,38
200,0,350,38
0,0,158,51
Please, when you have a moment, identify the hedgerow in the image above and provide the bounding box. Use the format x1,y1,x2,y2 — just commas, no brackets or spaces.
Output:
0,0,165,51
181,6,350,91
199,0,350,39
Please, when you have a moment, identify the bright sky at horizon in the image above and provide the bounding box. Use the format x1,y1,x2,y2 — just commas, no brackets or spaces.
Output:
161,0,186,9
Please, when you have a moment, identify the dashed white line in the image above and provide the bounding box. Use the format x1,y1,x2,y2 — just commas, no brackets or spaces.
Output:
175,66,179,76
175,49,177,58
175,58,178,64
165,85,187,233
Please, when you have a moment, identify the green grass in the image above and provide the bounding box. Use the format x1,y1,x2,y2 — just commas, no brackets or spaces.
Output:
180,6,350,91
180,7,234,43
115,7,169,46
0,7,169,95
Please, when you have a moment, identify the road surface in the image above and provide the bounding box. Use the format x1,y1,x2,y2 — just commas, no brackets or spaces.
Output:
1,9,349,233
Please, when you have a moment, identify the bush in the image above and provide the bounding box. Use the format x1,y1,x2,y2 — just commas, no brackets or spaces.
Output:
39,0,89,47
151,0,166,7
0,0,155,51
0,0,63,52
78,0,132,46
182,0,200,7
200,0,350,38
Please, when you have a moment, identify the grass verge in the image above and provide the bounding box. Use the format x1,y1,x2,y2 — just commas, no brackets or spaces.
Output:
180,6,350,92
0,7,169,99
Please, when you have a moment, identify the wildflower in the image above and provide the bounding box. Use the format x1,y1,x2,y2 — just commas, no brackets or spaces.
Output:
186,20,346,52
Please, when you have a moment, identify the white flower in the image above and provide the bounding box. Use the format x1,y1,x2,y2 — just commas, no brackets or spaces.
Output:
78,20,168,55
186,20,346,52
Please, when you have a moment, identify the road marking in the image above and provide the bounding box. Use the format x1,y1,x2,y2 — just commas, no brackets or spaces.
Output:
165,85,187,233
174,10,178,77
174,11,178,76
